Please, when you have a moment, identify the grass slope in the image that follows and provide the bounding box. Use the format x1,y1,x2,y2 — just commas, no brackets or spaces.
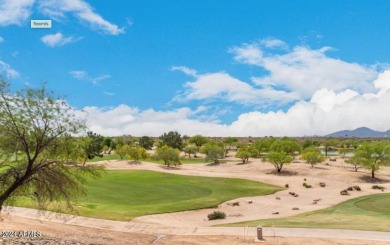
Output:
88,154,210,164
222,194,390,232
16,170,282,221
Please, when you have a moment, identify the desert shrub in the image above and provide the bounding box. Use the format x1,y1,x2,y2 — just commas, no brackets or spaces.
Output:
340,190,349,195
303,182,312,188
208,211,226,220
347,186,353,191
353,185,361,191
232,202,239,206
372,185,386,191
319,182,326,187
285,184,289,188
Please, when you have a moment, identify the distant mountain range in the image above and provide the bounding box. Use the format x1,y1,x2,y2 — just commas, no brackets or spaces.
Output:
326,127,390,138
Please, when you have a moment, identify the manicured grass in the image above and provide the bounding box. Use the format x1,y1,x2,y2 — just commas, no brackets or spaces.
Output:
88,153,211,164
222,194,390,232
15,170,282,221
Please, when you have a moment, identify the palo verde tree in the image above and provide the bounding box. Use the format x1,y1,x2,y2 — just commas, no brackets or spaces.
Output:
115,144,130,160
154,145,181,167
128,146,148,162
301,147,325,167
352,142,390,178
263,151,293,173
262,138,299,173
188,135,209,157
235,145,257,164
183,144,197,158
0,82,102,213
202,142,225,164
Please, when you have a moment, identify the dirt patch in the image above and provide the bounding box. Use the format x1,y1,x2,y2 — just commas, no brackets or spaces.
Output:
0,215,155,245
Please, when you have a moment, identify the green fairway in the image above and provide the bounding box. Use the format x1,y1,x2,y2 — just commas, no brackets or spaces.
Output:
16,170,282,220
222,194,390,232
89,153,211,164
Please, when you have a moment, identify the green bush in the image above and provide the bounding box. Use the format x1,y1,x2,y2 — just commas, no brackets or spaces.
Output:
372,185,386,191
208,211,226,220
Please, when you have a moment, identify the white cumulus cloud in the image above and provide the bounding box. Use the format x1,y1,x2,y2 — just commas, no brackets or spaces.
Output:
173,70,299,107
0,0,35,26
374,70,390,92
41,32,81,47
230,39,378,99
75,80,390,137
38,0,124,35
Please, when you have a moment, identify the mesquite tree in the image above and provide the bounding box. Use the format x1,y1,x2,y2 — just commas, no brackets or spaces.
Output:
0,82,102,213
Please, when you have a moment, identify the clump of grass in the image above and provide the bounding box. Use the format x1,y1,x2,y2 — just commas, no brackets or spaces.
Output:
303,182,312,188
340,190,349,195
208,211,226,220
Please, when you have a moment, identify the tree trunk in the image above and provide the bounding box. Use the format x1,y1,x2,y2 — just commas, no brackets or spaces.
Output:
372,170,375,178
0,199,4,213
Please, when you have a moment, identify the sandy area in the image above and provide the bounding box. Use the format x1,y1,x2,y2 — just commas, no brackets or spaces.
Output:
2,153,390,244
1,215,389,245
102,154,390,227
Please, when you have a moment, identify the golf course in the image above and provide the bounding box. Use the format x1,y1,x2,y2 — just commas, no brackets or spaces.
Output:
14,169,282,220
223,193,390,232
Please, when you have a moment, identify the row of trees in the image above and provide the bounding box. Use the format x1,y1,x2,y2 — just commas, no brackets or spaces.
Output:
1,81,389,215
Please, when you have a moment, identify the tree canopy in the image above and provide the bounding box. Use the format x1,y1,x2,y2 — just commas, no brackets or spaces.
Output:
0,81,102,212
263,151,293,173
159,131,184,150
202,142,225,164
301,147,325,167
155,145,181,167
352,142,390,178
138,136,154,150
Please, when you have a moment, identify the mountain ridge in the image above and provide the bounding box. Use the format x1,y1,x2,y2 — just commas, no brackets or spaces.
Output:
326,127,390,138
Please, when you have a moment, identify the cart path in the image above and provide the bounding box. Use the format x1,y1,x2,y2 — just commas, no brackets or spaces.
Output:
2,206,390,242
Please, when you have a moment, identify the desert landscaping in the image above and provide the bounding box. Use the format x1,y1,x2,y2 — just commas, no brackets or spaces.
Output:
2,149,390,244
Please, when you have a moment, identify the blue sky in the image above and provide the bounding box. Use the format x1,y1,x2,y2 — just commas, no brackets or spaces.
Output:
1,0,390,136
